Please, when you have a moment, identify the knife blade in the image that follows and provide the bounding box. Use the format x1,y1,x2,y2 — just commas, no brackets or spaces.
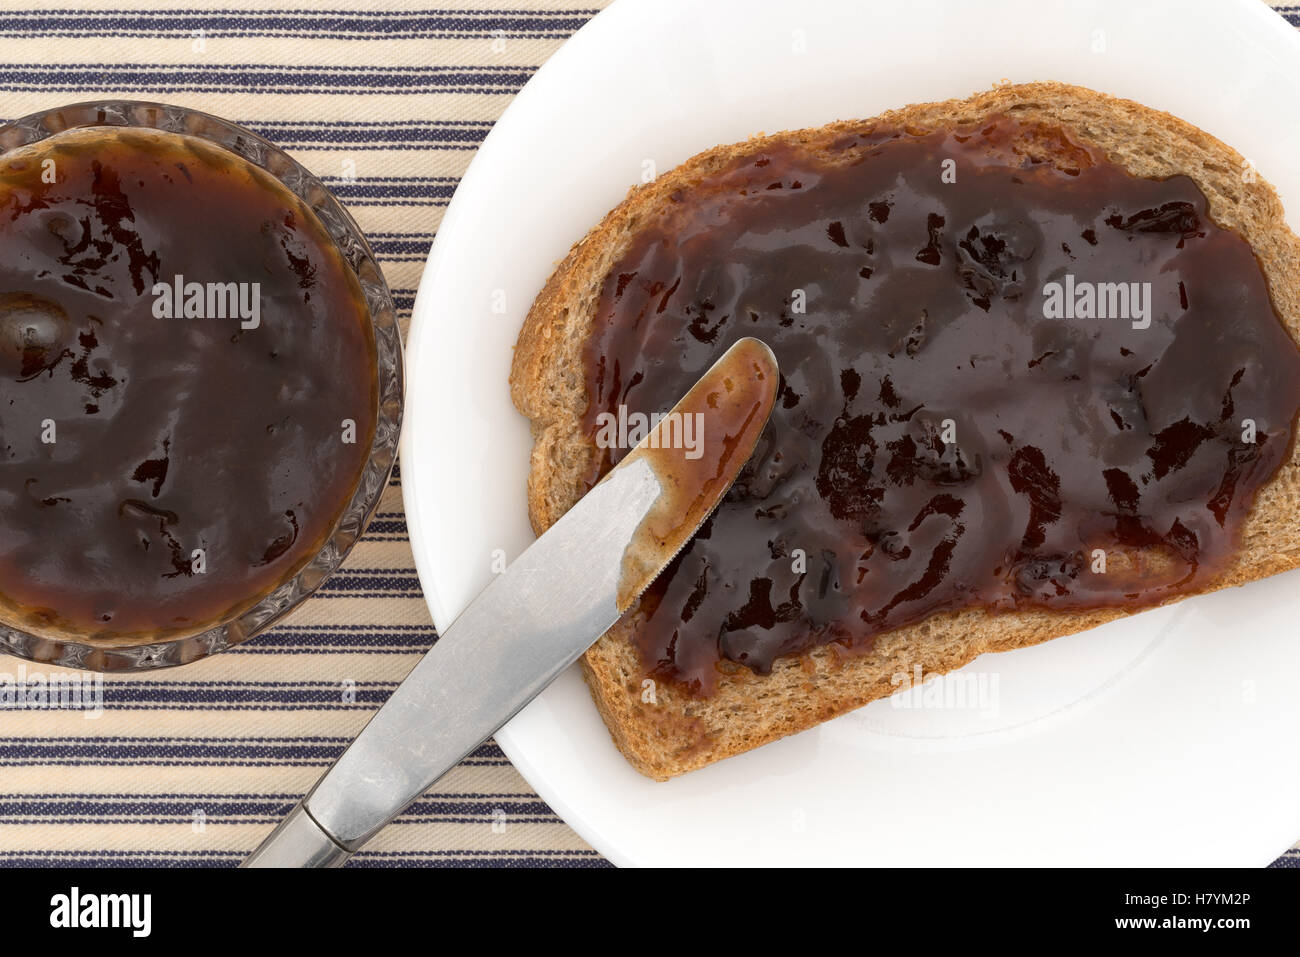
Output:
242,336,779,866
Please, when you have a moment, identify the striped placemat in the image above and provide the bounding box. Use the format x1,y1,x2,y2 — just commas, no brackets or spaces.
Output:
1,0,1298,868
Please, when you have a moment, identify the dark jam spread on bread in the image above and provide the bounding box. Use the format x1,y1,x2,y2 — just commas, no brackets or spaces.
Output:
581,115,1300,696
0,128,376,641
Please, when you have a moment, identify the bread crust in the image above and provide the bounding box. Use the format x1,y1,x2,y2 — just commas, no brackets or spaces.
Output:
509,82,1300,780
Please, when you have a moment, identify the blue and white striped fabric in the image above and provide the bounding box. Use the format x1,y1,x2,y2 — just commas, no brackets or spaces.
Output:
1,0,1298,868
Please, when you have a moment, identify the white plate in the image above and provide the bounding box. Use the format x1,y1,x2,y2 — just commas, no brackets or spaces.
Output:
401,0,1300,866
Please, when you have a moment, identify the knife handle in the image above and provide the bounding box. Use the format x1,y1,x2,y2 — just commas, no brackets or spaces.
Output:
241,801,352,868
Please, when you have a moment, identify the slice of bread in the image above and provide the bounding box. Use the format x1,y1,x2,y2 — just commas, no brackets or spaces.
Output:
509,82,1300,780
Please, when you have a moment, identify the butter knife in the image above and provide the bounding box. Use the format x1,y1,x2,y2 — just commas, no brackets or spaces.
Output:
242,336,779,867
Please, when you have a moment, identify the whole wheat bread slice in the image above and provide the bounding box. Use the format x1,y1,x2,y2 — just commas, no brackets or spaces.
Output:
509,82,1300,780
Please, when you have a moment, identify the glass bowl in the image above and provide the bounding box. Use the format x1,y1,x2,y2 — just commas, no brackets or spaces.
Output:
0,101,404,671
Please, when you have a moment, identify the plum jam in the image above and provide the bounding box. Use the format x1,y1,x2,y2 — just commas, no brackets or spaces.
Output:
582,116,1300,695
0,127,377,642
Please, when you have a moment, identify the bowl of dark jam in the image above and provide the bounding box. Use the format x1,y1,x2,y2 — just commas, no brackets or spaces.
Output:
0,101,403,670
